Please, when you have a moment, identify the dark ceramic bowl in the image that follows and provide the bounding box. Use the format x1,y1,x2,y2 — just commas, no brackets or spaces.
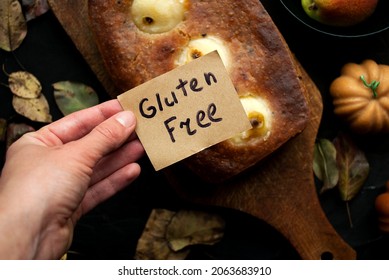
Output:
279,0,389,37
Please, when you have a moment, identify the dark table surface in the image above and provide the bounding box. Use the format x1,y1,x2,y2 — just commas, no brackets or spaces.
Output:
1,1,389,260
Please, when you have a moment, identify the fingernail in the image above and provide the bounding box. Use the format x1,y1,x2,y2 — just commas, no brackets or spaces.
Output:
116,111,135,128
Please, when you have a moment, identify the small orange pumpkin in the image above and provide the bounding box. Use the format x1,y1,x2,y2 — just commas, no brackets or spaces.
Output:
330,59,389,134
375,181,389,233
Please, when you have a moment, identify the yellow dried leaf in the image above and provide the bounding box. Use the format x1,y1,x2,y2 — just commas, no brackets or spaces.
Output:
166,210,225,251
333,133,369,202
0,0,27,51
9,71,42,98
135,209,225,260
135,209,189,260
12,95,52,123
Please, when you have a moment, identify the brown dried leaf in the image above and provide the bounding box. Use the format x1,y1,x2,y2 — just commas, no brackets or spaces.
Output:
313,138,339,194
12,94,52,123
0,0,27,51
21,0,50,21
8,71,42,98
135,209,225,260
166,210,225,251
333,133,369,202
0,118,7,142
6,122,35,149
135,209,189,260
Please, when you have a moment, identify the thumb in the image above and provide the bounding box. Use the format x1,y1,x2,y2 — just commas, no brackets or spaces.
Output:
75,110,137,162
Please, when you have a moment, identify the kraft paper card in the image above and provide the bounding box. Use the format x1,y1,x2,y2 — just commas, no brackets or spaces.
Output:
118,51,251,171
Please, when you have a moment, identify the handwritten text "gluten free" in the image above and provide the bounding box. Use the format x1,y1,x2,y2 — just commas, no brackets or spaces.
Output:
138,72,223,143
117,51,251,171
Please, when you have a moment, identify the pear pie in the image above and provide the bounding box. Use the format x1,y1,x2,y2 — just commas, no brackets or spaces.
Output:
88,0,309,183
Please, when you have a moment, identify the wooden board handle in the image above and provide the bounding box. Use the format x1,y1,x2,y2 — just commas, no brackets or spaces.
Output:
266,200,356,260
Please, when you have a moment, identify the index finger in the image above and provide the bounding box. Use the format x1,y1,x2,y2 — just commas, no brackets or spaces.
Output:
38,99,125,144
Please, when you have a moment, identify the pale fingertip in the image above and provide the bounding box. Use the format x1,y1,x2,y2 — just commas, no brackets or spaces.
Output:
115,111,136,128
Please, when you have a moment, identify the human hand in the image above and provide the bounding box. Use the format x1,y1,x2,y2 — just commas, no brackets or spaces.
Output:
0,100,144,259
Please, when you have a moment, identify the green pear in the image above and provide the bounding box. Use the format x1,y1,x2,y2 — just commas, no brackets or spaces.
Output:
301,0,379,27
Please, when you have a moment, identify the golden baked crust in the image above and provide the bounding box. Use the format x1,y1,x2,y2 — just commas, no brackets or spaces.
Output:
88,0,309,183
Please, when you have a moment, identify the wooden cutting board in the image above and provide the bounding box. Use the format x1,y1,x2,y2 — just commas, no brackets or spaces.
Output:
48,0,356,259
165,61,355,260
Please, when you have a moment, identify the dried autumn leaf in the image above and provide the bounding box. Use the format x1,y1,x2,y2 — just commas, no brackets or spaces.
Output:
0,0,27,51
21,0,50,21
12,94,52,123
0,118,7,141
135,209,225,260
333,133,369,202
166,210,225,252
8,71,42,98
135,209,189,260
6,122,35,149
53,81,99,116
313,138,339,194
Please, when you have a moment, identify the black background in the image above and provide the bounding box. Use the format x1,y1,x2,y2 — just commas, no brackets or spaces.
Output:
1,0,389,259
